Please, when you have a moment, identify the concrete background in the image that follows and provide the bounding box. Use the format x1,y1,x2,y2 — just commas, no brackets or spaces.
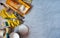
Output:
24,0,60,38
0,0,60,38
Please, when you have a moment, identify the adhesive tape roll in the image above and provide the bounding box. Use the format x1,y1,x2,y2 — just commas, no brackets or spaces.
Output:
10,32,20,38
18,24,29,35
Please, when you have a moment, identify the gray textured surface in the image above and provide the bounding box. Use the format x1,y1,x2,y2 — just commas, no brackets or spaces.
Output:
0,0,60,38
24,0,60,38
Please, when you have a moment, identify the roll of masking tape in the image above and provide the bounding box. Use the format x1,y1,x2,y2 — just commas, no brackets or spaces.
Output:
18,24,29,35
10,32,20,38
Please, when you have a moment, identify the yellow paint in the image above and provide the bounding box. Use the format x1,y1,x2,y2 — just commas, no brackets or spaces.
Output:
0,9,8,18
7,19,20,28
0,9,20,28
0,9,16,19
